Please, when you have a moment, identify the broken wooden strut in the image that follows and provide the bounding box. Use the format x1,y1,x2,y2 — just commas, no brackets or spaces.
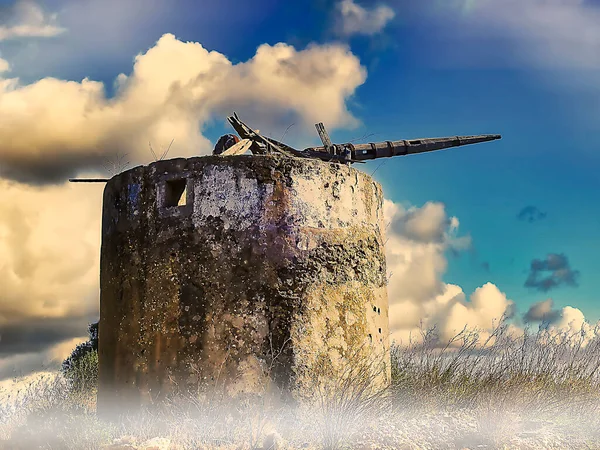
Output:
70,113,501,182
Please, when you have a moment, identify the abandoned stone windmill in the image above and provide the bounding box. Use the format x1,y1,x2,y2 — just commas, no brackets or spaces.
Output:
70,114,500,415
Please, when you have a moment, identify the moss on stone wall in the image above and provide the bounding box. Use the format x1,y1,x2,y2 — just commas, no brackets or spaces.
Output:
98,155,389,416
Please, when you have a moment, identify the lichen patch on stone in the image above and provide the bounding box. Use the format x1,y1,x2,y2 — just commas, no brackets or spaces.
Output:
98,155,389,415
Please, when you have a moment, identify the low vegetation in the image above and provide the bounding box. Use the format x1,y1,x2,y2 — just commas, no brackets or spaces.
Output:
2,320,600,449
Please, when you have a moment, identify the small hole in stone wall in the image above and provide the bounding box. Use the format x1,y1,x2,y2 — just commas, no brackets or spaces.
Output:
373,306,377,312
377,307,381,315
378,328,382,334
165,179,187,207
368,334,372,342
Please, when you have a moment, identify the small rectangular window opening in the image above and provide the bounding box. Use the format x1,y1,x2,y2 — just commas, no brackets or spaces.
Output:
165,179,187,207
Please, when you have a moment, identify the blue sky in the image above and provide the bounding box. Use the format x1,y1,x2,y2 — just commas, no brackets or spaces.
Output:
145,0,600,323
0,0,599,377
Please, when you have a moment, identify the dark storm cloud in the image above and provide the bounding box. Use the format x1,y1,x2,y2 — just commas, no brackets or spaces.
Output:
0,315,95,357
523,298,562,323
0,351,59,380
517,205,547,223
504,302,517,320
0,152,111,185
524,253,580,292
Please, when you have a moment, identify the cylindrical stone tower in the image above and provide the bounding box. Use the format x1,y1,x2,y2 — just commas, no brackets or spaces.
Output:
97,155,389,415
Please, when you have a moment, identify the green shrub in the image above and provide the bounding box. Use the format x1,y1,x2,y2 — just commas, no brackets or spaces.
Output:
63,349,98,393
61,322,98,393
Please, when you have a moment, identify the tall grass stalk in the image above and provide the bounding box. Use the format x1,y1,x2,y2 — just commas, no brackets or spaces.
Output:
2,319,600,448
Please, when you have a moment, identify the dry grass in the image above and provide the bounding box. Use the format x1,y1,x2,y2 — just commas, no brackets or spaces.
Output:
389,321,600,448
2,320,600,449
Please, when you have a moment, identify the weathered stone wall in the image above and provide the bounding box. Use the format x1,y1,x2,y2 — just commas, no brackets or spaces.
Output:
97,155,389,415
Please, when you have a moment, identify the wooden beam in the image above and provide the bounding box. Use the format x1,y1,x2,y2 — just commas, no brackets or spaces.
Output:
315,122,333,153
220,138,253,156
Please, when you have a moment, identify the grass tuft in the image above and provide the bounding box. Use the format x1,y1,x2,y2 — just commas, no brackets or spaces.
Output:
2,320,600,448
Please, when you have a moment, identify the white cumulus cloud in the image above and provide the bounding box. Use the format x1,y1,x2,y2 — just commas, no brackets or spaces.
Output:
0,57,9,73
335,0,395,37
383,197,600,347
0,0,66,41
0,33,366,184
384,199,509,344
384,199,514,345
0,179,102,324
0,33,367,379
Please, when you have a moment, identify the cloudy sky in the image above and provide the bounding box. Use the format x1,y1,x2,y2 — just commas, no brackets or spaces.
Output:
0,0,599,381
